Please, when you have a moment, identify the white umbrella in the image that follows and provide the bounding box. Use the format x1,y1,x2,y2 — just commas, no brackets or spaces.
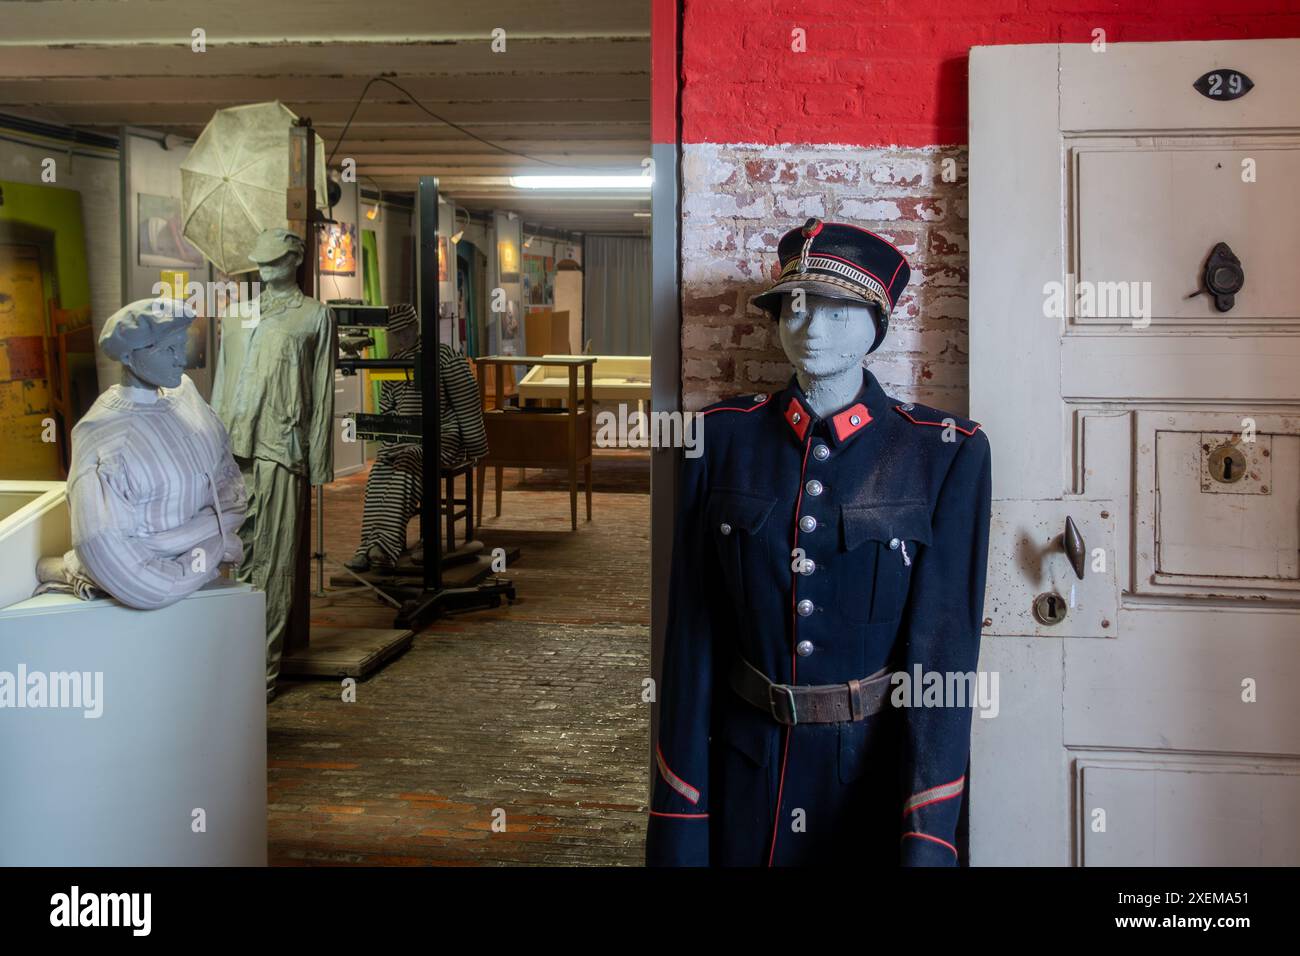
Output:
180,101,328,275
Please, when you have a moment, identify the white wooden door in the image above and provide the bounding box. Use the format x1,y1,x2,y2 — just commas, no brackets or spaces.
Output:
969,39,1300,866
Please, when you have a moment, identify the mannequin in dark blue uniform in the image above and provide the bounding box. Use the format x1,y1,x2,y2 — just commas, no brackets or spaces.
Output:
647,220,992,867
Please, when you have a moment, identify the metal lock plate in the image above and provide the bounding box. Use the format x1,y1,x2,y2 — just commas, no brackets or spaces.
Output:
1200,433,1270,495
983,499,1118,638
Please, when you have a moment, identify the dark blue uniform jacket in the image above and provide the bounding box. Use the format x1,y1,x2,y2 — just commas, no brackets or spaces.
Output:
647,369,991,866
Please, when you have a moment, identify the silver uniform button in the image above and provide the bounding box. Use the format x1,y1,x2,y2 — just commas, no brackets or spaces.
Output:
796,599,814,617
800,559,816,575
796,640,815,657
799,515,817,533
901,403,915,412
849,415,861,426
791,412,801,424
813,444,830,460
889,537,901,549
805,479,823,496
754,393,767,402
720,522,732,536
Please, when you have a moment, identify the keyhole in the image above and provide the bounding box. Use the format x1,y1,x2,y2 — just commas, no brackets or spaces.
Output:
1033,591,1067,626
1208,444,1247,485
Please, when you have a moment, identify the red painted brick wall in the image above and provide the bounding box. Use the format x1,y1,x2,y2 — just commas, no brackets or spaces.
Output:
682,0,1300,146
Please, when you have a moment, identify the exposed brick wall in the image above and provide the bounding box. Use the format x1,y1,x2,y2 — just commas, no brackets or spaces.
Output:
672,2,1300,415
680,143,969,414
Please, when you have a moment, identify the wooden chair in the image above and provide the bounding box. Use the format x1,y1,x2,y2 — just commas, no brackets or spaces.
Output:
475,356,595,531
440,460,474,552
45,303,94,479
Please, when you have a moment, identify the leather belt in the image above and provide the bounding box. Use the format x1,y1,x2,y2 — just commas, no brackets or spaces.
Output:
729,655,893,726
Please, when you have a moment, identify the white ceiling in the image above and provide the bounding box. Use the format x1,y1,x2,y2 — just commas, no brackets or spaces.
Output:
0,0,652,235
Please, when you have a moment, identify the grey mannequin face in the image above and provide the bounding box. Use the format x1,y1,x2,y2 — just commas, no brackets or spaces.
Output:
778,293,878,380
258,249,302,284
391,324,418,352
122,323,189,389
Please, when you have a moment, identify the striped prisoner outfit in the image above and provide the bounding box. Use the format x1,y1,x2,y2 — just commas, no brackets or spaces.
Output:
58,376,248,609
353,306,488,563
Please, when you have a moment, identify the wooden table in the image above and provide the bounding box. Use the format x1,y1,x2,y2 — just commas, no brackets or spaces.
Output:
475,356,596,531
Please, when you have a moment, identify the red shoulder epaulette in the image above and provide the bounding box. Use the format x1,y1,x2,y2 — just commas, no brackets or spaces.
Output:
893,402,981,436
700,392,773,417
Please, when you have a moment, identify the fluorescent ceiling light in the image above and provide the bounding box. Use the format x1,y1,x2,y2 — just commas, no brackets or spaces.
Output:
633,212,652,218
509,174,652,190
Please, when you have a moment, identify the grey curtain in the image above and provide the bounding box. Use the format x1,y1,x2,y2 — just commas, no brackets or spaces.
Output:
583,235,651,355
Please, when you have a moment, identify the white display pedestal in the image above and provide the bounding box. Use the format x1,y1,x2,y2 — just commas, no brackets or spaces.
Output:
0,580,267,865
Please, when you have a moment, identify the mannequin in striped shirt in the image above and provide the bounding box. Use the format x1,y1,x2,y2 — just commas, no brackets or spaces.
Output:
37,297,248,609
345,304,488,572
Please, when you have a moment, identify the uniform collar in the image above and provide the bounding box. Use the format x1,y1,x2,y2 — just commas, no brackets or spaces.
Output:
779,369,887,447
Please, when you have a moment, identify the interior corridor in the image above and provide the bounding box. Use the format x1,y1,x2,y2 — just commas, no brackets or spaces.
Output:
268,455,650,865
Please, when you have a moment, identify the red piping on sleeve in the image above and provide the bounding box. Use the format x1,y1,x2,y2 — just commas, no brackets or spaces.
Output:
901,832,959,857
649,811,709,819
655,743,701,805
902,775,966,818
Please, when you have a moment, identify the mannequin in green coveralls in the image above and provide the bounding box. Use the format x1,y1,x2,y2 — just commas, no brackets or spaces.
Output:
211,228,334,699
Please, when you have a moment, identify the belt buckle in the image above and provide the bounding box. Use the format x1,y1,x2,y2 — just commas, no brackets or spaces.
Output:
769,683,798,726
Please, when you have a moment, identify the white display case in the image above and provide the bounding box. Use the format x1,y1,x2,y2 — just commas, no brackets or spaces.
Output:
0,480,70,611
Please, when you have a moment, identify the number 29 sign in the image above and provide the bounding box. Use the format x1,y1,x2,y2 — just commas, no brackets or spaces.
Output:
1194,69,1254,101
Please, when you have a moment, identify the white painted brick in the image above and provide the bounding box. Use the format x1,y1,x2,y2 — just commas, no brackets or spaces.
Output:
834,198,903,221
681,147,739,187
737,324,772,350
774,194,827,218
742,360,795,384
682,324,734,350
869,157,926,187
682,189,771,219
684,357,723,379
921,293,970,321
683,256,760,284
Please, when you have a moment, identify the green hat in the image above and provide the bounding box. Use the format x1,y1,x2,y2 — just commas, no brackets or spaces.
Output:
248,227,306,265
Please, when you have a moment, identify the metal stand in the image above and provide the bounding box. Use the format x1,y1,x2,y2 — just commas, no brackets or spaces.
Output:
398,176,515,628
280,118,413,679
333,176,514,632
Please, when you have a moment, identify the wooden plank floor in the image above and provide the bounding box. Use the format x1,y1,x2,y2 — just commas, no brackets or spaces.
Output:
268,453,651,866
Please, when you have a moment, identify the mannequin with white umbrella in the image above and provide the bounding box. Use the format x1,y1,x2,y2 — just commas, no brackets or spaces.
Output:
184,102,334,700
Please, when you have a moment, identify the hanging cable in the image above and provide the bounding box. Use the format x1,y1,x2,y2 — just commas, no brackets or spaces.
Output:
326,76,584,170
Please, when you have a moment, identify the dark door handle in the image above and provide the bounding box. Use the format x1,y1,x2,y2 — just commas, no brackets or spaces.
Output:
1062,516,1086,580
1186,242,1245,312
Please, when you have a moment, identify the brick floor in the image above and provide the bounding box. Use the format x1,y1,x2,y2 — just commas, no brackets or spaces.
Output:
268,452,651,866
